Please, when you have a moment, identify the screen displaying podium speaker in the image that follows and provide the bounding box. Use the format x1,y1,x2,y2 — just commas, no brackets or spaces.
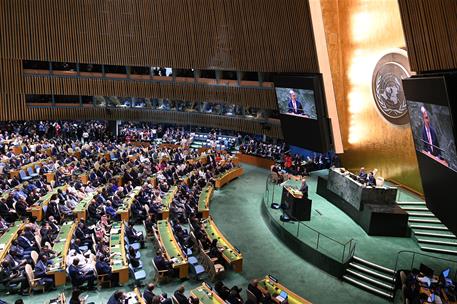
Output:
407,100,457,172
403,75,457,235
281,185,312,221
273,74,333,153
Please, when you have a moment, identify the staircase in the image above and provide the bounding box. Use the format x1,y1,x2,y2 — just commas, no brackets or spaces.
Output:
397,201,457,255
343,256,396,299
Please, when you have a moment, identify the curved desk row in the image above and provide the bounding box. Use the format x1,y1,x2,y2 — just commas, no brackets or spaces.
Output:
198,186,214,219
73,191,99,221
9,145,51,156
0,221,24,261
190,283,225,304
2,182,25,200
201,216,243,272
47,222,76,286
78,151,140,185
29,185,68,221
110,222,129,284
117,186,142,221
257,275,312,304
160,186,178,220
215,167,244,189
237,153,275,170
9,156,54,179
156,220,189,279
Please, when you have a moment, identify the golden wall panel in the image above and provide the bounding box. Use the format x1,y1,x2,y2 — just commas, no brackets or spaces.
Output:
320,0,423,193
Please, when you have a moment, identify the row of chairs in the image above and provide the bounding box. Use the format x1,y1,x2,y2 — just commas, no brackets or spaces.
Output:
1,250,44,295
168,221,209,281
19,165,41,181
187,222,225,282
124,232,146,287
149,224,205,284
143,220,171,284
150,226,171,284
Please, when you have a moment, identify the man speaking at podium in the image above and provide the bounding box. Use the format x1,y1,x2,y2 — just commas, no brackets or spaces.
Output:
299,178,308,198
421,106,441,157
287,90,304,115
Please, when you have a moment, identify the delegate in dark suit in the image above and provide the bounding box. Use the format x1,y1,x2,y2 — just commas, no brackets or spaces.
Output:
421,125,441,157
287,98,304,115
173,291,188,304
143,283,157,304
68,260,95,289
299,180,308,197
420,106,442,158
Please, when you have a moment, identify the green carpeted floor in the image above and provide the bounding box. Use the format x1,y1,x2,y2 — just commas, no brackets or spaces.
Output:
4,164,452,304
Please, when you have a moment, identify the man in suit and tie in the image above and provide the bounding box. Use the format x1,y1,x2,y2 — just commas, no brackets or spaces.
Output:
153,250,173,276
0,260,28,294
95,256,116,286
33,255,54,290
367,171,376,187
126,221,145,248
358,167,368,183
173,286,189,304
70,239,85,255
143,283,157,304
421,106,441,157
68,258,95,290
299,178,309,198
17,230,39,253
74,222,93,247
107,290,127,304
287,90,304,115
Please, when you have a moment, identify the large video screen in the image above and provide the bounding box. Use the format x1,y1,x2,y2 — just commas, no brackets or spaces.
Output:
407,101,457,172
275,87,317,119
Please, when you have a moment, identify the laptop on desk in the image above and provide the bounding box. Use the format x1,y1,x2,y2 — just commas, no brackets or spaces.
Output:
275,291,288,303
442,268,454,287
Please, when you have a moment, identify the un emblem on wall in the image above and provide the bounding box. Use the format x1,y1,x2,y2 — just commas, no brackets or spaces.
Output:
372,50,411,125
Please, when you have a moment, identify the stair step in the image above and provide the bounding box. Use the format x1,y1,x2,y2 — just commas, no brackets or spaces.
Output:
401,206,429,211
397,201,426,206
420,245,457,255
409,218,441,223
353,256,395,275
413,231,457,239
346,269,395,290
417,238,457,246
406,212,435,217
410,224,449,231
343,275,394,299
349,263,395,282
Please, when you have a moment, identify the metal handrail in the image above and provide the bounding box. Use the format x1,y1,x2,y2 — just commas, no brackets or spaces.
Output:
393,250,457,281
296,220,353,247
264,175,356,263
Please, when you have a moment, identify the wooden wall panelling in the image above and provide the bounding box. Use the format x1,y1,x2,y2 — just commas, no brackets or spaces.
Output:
430,0,456,69
444,1,457,69
143,0,159,66
0,0,316,137
399,0,457,72
223,0,241,70
21,74,278,109
2,0,319,71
